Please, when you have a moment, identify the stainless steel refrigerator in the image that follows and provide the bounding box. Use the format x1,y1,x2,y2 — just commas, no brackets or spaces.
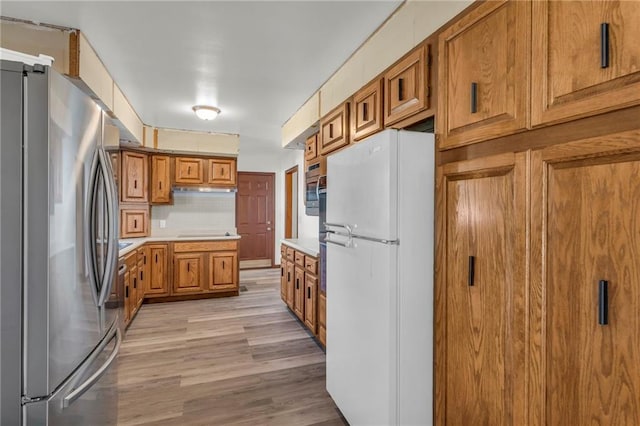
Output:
1,51,121,425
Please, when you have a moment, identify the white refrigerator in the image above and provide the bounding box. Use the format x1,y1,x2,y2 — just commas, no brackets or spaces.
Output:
325,129,434,426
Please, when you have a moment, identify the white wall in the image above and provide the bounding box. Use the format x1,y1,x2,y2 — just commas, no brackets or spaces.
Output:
238,146,318,265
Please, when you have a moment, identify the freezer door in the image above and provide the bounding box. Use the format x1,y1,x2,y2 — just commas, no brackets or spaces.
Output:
326,129,398,241
23,67,116,399
326,235,398,425
25,327,120,425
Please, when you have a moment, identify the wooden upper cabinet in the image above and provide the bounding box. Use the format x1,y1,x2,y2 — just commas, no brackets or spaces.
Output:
209,251,237,291
320,102,350,155
150,155,171,204
352,78,384,142
384,43,431,127
173,253,205,294
438,0,530,150
121,151,148,202
147,244,168,296
436,152,527,425
305,134,318,162
530,131,640,425
175,157,204,184
207,158,237,187
531,1,640,126
120,206,149,238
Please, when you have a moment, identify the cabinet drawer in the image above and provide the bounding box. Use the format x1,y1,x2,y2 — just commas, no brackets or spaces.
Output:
120,206,149,238
294,251,305,267
305,256,318,275
175,157,204,184
286,247,295,261
173,240,238,253
352,78,384,142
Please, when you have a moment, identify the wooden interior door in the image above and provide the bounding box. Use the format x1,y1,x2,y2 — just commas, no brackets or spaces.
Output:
436,152,527,425
531,132,640,425
236,172,275,269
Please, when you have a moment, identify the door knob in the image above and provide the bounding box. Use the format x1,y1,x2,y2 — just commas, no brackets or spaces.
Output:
267,228,272,231
267,221,271,225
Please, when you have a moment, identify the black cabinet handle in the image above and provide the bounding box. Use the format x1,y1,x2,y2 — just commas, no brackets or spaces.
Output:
601,23,610,69
187,263,190,272
296,278,299,289
470,82,478,114
599,280,609,325
144,255,147,265
159,181,162,190
134,180,137,189
468,256,475,286
307,287,311,299
188,166,191,175
281,267,284,277
155,253,158,263
329,123,334,139
125,285,129,298
362,102,369,121
140,271,143,281
398,78,404,101
133,277,137,289
222,260,225,269
288,272,291,281
134,219,137,228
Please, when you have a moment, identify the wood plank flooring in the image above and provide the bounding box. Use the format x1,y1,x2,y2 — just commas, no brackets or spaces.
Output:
117,268,347,426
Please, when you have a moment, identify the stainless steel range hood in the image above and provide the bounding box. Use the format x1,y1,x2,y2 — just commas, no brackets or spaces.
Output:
172,186,237,193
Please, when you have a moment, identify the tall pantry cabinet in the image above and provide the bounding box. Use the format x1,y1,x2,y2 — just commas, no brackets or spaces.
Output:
435,0,640,424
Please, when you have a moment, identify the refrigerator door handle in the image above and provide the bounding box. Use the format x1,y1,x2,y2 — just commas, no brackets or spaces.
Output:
325,233,352,248
351,234,400,245
85,150,102,307
62,327,121,408
324,222,353,237
97,148,118,307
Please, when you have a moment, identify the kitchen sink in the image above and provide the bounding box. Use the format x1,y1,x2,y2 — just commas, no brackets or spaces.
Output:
118,242,133,250
177,232,232,238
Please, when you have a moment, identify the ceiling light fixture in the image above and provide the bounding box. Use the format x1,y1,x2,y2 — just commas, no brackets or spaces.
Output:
192,105,221,120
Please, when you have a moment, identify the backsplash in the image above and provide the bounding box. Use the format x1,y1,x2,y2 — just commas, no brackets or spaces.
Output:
150,192,236,236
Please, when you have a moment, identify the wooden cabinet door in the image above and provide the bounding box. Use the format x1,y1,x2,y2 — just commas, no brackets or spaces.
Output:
147,244,168,296
531,1,640,126
353,78,384,141
305,134,318,162
120,207,149,238
384,44,429,127
150,155,171,203
121,151,148,202
286,261,295,309
209,251,237,291
173,253,204,294
436,152,527,425
137,246,150,302
438,0,530,149
530,130,640,425
123,269,131,325
129,263,139,318
319,102,350,155
208,158,237,186
175,157,204,184
280,260,287,302
304,273,317,333
318,292,326,347
293,266,305,320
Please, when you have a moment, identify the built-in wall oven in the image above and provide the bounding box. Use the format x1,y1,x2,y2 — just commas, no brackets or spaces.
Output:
305,163,322,216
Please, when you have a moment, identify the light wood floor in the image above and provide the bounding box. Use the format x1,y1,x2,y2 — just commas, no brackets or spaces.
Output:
117,268,347,426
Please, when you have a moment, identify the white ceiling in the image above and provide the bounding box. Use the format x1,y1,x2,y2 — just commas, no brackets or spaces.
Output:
1,1,403,152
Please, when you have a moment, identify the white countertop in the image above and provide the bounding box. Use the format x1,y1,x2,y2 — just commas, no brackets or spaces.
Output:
119,234,241,257
281,238,320,258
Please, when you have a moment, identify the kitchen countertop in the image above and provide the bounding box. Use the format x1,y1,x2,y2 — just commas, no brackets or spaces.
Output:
119,234,241,257
281,238,320,258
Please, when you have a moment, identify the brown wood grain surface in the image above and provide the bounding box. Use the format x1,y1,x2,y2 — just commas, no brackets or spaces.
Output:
236,172,275,264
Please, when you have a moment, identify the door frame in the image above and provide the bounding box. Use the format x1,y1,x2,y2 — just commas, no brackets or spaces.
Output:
284,165,298,239
236,171,276,268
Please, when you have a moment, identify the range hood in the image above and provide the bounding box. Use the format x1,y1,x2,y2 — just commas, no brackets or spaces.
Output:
172,186,237,193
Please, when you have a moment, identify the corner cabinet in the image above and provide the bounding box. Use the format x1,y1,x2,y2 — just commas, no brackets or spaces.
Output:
531,0,640,126
437,0,530,149
320,101,350,155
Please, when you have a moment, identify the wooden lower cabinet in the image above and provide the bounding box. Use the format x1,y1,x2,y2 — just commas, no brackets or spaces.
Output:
318,292,326,347
285,261,294,309
209,251,237,291
146,244,169,296
124,251,140,324
293,266,305,320
173,253,205,294
280,260,287,301
436,152,527,425
529,130,640,425
304,273,317,332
